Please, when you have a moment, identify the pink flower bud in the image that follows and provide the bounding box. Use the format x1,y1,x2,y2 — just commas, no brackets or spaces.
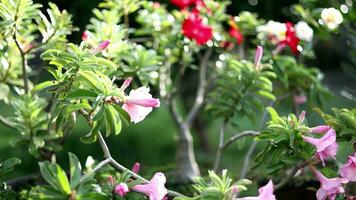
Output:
132,162,140,174
91,40,110,54
120,77,132,91
298,111,306,124
126,98,160,108
82,31,90,41
115,183,129,197
311,125,331,134
108,175,115,186
254,45,263,70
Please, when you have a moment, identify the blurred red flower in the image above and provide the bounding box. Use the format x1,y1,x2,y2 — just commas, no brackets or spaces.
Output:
182,12,212,45
280,22,300,54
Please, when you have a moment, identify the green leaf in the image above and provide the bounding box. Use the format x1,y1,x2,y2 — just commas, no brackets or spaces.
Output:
39,161,71,195
66,89,98,99
69,153,82,189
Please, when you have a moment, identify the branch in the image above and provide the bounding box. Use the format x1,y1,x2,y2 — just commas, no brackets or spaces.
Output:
274,161,307,190
13,34,29,94
213,121,226,171
184,48,213,126
96,131,189,198
221,131,260,151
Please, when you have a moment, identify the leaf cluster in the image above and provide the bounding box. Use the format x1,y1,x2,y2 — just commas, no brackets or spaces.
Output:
254,107,314,174
206,58,276,122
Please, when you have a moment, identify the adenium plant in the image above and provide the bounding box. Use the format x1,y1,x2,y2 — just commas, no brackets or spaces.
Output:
0,0,354,200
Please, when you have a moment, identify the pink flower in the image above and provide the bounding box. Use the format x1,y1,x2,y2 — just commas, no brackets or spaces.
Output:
182,11,213,45
303,128,339,166
254,46,263,70
132,162,141,174
115,183,129,197
293,95,307,105
237,180,276,200
122,87,160,123
339,152,356,182
315,170,348,200
311,125,331,134
82,31,90,41
91,40,110,54
132,172,168,200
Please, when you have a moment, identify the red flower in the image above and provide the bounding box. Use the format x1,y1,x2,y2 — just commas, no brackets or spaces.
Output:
229,27,244,45
182,12,213,45
280,22,300,54
171,0,195,9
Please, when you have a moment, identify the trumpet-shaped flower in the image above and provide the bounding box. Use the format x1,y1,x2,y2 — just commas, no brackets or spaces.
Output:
237,180,276,200
295,21,313,42
315,170,348,200
303,128,338,166
132,172,167,200
311,125,331,134
280,22,300,54
339,152,356,182
123,87,160,124
321,8,343,30
182,11,212,45
115,183,129,197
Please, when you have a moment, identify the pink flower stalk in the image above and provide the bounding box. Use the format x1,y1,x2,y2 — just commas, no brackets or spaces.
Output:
115,183,129,197
132,172,168,200
82,31,90,41
237,180,276,200
122,87,160,123
293,95,307,105
298,111,306,124
132,162,141,174
311,125,331,134
254,46,263,70
91,40,110,54
303,128,338,166
315,170,348,200
120,77,133,91
339,152,356,182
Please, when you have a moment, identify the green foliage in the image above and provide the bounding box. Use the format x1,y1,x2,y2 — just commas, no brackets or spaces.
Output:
5,93,61,157
272,55,329,106
0,158,21,200
175,170,251,200
27,153,107,200
86,0,161,85
207,58,276,122
40,43,129,142
315,108,356,145
254,107,314,174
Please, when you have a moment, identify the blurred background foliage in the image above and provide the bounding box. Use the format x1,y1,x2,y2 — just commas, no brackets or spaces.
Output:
0,0,355,197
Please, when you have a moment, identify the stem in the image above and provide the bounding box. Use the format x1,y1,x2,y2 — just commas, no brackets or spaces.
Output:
185,48,212,126
95,132,188,198
274,165,301,190
222,131,260,151
240,100,275,178
13,34,28,93
213,121,226,171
